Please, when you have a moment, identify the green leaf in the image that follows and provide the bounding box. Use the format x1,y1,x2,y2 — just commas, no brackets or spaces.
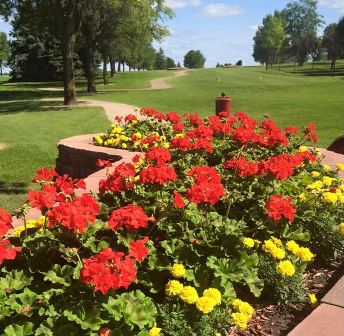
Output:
44,264,74,286
0,270,33,292
282,225,310,242
243,268,264,297
4,322,34,336
160,239,184,257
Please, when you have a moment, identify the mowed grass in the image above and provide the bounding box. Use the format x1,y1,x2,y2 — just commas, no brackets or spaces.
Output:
84,63,344,147
0,101,109,211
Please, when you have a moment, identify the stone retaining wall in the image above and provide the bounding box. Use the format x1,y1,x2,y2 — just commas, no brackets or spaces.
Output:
56,134,126,178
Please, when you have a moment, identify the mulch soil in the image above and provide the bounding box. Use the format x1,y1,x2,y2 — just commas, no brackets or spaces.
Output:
229,260,343,336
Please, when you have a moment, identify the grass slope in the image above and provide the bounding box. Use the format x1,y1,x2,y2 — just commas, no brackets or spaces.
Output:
0,101,109,211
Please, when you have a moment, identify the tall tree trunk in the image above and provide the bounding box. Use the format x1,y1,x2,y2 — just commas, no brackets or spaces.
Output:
331,58,336,70
110,56,115,77
62,29,78,105
117,61,121,72
122,62,125,72
0,60,2,76
85,44,96,93
103,56,108,85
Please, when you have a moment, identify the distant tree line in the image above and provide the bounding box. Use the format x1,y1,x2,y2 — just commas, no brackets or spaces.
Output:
0,0,173,105
252,0,344,69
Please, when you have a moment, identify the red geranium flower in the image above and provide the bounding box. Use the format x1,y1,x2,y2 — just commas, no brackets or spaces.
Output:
108,204,148,231
145,147,171,164
173,191,186,208
32,167,58,183
27,185,57,211
0,208,12,236
97,159,112,168
303,122,318,143
128,237,149,261
140,164,177,185
125,114,138,122
265,195,296,223
0,239,21,265
186,182,225,205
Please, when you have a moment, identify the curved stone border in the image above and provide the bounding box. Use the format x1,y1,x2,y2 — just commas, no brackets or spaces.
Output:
56,134,140,179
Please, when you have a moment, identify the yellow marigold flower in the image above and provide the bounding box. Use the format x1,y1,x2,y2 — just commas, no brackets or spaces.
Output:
242,237,254,248
299,145,308,153
323,164,331,172
277,260,295,277
338,194,344,204
307,181,323,190
203,288,221,305
286,240,300,255
179,286,199,304
175,134,184,138
94,136,103,144
336,163,344,171
171,264,186,278
322,176,334,187
298,193,306,201
323,192,338,203
13,217,44,236
195,296,216,313
230,312,249,330
296,247,314,262
232,299,254,318
165,280,184,296
339,223,344,235
149,327,163,336
309,294,317,305
215,334,221,336
271,236,282,247
311,171,320,177
161,142,170,149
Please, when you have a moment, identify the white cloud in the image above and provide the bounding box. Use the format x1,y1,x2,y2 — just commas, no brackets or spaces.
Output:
165,0,201,9
319,0,344,13
202,3,242,17
249,25,258,31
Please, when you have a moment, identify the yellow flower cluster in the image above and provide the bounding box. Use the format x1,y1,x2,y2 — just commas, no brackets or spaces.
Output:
262,239,285,259
170,263,186,278
242,237,255,248
309,293,317,305
149,327,163,336
277,260,295,277
230,299,254,330
165,279,222,314
339,223,344,236
285,240,314,262
13,216,45,237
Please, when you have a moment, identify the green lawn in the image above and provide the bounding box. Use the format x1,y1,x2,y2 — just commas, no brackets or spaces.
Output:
0,101,109,211
0,63,343,211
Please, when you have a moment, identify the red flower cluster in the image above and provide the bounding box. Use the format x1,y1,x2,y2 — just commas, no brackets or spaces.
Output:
99,163,136,194
285,126,298,135
145,147,171,164
224,157,259,177
140,134,161,146
32,167,58,183
173,191,186,208
27,185,57,211
186,166,225,205
54,174,86,196
166,111,182,124
128,237,149,261
265,195,296,223
97,159,112,168
303,122,318,143
140,164,177,185
171,125,214,153
108,204,148,231
140,108,165,121
124,114,138,122
172,122,186,133
0,239,21,265
80,248,137,295
207,115,236,135
47,194,100,233
0,208,13,236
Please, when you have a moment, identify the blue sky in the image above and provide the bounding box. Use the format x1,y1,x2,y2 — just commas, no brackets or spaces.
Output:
1,0,344,67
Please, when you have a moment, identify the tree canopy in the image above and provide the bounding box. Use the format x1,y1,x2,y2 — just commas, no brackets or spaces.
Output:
183,50,205,68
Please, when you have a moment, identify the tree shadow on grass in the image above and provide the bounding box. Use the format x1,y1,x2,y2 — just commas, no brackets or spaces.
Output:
0,99,72,116
0,181,28,195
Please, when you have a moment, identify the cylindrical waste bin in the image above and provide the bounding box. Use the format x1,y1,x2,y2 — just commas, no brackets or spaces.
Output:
215,95,231,116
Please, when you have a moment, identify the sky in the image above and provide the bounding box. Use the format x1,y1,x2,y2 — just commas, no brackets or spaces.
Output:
1,0,344,67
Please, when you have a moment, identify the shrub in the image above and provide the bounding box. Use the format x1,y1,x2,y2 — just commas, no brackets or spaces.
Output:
0,109,343,335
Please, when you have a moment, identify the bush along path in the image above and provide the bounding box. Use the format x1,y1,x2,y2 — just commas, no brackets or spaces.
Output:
2,107,344,335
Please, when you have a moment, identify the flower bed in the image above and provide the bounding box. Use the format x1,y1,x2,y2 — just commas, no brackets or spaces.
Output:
0,108,344,335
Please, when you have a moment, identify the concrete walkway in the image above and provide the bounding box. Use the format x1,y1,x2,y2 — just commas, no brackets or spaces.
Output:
38,70,189,93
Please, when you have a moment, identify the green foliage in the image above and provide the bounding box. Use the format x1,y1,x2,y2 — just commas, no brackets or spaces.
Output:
183,50,206,69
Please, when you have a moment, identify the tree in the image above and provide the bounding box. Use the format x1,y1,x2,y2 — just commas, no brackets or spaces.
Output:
322,23,339,69
0,31,9,75
155,47,166,69
336,16,344,53
166,56,175,68
283,0,324,65
236,60,242,66
183,50,205,68
252,14,286,68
